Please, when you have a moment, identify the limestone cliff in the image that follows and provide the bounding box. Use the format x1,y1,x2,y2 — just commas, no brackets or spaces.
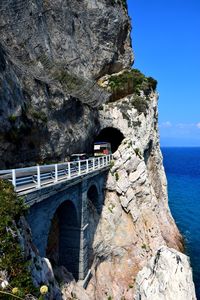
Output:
134,246,196,300
85,80,196,299
0,0,197,300
0,0,133,168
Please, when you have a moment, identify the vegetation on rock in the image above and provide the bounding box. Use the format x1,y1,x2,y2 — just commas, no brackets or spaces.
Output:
108,69,157,102
111,0,127,9
134,148,143,159
8,115,17,123
130,96,149,115
0,180,38,299
99,68,157,116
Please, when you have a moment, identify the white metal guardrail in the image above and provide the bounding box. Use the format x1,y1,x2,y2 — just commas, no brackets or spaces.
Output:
0,155,113,194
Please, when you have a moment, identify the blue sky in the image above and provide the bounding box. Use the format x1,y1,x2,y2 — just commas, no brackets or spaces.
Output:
127,0,200,146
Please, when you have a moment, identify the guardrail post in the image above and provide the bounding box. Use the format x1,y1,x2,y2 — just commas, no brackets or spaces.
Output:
37,165,41,188
68,162,71,179
106,155,108,165
98,157,100,169
55,164,58,183
78,161,81,175
86,160,89,173
12,169,16,188
93,158,95,170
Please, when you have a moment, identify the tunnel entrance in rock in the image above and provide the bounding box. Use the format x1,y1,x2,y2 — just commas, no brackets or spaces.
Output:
46,200,80,280
94,127,124,153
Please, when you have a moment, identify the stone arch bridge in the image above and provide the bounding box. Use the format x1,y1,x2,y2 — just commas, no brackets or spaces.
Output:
0,155,112,283
0,126,125,283
26,171,108,281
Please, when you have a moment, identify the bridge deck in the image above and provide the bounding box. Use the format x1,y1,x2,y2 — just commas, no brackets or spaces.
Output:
0,155,112,194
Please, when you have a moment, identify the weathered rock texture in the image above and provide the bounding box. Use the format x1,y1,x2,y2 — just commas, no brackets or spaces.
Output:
134,246,196,300
85,86,197,299
0,0,133,168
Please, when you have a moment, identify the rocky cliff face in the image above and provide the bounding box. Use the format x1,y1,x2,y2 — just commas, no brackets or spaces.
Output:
134,246,196,300
85,81,195,299
0,0,133,168
0,1,197,300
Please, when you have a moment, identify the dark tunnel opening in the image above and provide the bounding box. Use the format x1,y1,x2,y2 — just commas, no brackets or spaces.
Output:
94,127,124,153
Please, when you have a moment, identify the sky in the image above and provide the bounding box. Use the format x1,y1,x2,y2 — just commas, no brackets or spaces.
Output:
127,0,200,146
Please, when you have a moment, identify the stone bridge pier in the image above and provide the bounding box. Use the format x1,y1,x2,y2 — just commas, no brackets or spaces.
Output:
26,171,108,281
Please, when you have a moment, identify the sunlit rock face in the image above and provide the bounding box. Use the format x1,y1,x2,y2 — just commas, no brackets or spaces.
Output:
134,246,196,300
0,0,133,168
85,90,196,299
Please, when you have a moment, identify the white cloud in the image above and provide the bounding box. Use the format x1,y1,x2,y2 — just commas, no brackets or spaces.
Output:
176,123,195,129
160,121,172,128
160,121,200,131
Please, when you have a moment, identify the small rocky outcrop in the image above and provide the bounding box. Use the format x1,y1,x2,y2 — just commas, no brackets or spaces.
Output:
134,246,197,300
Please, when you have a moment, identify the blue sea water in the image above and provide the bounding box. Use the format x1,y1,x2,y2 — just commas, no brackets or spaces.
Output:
162,147,200,299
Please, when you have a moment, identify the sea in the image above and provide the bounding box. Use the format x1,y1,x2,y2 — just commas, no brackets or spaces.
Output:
162,147,200,299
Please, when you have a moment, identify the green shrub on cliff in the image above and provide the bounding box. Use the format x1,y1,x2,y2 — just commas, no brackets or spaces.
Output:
110,0,127,9
31,110,48,123
134,148,143,159
8,115,17,123
0,180,37,298
131,95,149,115
108,69,157,103
147,76,157,91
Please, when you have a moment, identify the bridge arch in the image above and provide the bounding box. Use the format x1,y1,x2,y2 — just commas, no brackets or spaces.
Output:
87,182,100,212
87,183,102,267
46,200,80,279
95,127,124,153
26,173,109,281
